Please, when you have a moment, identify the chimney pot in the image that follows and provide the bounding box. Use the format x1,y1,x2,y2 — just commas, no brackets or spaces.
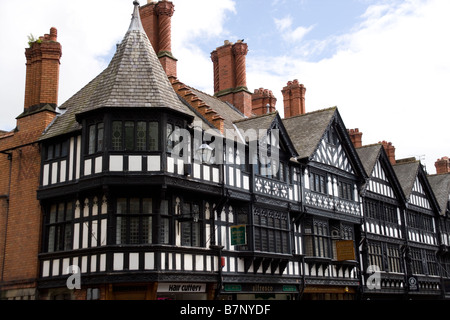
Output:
348,128,363,148
435,156,450,174
282,80,306,118
380,141,396,165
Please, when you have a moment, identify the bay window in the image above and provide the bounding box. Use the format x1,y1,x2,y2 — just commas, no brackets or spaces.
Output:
111,120,159,152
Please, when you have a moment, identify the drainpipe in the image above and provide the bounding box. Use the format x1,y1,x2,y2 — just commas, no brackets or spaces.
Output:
1,152,12,282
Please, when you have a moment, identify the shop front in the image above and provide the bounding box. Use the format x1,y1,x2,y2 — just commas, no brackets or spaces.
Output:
156,282,214,300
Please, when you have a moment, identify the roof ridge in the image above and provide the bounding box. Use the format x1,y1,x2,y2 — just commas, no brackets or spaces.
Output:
283,106,337,121
233,111,278,124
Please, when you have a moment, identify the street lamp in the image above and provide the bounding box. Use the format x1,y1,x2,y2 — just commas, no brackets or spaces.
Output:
197,143,213,164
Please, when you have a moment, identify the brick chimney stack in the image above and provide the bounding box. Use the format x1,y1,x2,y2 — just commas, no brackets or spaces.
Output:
435,157,450,174
380,141,396,165
252,88,277,116
282,80,306,118
140,0,177,78
348,128,363,148
24,27,62,111
210,40,252,117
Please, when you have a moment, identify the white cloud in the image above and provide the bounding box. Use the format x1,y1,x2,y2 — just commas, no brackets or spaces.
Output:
171,0,236,93
274,15,314,43
248,0,450,173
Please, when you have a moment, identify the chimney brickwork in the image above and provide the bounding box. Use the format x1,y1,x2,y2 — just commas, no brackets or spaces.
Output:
348,128,363,148
282,79,306,118
211,40,252,117
140,0,177,78
24,27,62,111
380,141,396,165
252,88,277,116
435,157,450,174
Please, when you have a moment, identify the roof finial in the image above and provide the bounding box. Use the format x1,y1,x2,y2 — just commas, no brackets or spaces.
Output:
128,0,144,32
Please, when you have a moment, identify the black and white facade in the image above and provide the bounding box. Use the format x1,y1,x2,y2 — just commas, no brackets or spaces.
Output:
34,2,450,300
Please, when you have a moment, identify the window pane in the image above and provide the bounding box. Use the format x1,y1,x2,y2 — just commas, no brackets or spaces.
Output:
117,198,127,214
129,198,140,214
64,225,72,251
129,217,140,244
66,202,73,220
192,222,200,247
136,121,147,151
143,198,152,213
116,217,124,244
160,217,169,244
125,121,134,151
49,204,57,223
112,121,122,151
167,124,173,152
149,122,159,151
61,141,68,157
48,226,55,252
143,216,152,244
97,123,104,152
88,125,96,154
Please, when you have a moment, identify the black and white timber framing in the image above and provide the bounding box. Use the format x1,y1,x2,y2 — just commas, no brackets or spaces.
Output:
34,2,450,300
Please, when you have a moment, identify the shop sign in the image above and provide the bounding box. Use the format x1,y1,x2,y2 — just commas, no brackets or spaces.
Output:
224,284,242,292
158,283,206,293
230,225,247,246
282,285,297,292
336,240,355,261
223,284,298,293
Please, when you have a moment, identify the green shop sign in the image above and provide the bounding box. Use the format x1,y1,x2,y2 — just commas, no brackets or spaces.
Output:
230,225,247,246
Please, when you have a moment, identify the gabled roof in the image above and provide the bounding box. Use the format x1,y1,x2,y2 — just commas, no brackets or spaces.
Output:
282,107,367,179
356,143,406,202
282,107,335,160
355,144,382,177
233,112,298,157
428,173,450,216
393,158,440,212
392,159,421,200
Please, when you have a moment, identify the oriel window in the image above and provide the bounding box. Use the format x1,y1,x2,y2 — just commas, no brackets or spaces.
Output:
88,123,104,155
115,197,153,245
46,201,73,252
111,120,159,152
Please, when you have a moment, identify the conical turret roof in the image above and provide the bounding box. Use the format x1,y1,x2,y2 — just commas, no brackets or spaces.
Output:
81,1,194,116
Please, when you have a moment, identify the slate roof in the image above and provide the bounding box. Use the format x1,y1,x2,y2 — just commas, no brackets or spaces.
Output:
41,2,197,140
281,107,336,160
233,112,278,137
428,173,450,215
188,86,244,131
356,144,383,177
392,159,421,199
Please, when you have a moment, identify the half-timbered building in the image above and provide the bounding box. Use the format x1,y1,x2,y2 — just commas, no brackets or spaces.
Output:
283,108,367,300
2,0,450,301
428,170,450,299
356,144,408,299
393,158,442,298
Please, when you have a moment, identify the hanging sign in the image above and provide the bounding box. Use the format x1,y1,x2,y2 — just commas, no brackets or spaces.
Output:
336,240,356,261
230,225,247,246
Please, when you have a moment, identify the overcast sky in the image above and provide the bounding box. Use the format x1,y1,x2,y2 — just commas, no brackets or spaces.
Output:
0,0,448,174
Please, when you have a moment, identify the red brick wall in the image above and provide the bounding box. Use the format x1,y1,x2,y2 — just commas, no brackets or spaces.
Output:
0,111,56,294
